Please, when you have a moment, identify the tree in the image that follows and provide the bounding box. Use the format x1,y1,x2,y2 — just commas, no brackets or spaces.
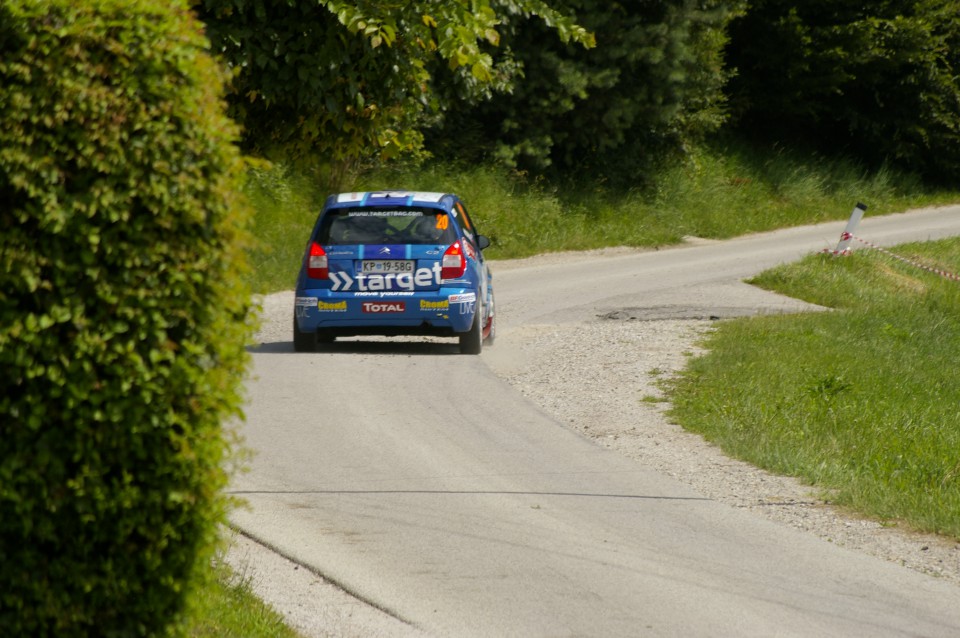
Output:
425,0,745,183
0,1,252,634
194,0,594,183
725,0,960,182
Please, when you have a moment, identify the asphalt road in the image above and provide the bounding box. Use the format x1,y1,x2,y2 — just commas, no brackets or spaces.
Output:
233,205,960,637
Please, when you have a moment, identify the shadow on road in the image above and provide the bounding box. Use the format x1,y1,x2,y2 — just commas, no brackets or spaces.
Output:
248,339,463,356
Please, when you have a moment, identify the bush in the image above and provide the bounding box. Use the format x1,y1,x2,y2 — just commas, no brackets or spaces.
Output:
0,1,253,635
725,0,960,183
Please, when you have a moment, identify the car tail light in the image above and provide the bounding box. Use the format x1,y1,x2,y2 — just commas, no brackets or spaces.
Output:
306,242,328,279
441,240,467,280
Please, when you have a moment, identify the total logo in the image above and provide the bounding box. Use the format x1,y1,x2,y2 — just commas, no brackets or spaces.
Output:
330,263,442,292
362,301,406,313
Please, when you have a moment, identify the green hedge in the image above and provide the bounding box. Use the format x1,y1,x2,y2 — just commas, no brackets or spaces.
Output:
0,1,253,635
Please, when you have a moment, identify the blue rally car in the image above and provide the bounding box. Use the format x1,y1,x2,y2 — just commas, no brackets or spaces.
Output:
293,191,496,354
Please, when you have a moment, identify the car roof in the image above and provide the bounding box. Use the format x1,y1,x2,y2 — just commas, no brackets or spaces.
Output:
325,190,458,211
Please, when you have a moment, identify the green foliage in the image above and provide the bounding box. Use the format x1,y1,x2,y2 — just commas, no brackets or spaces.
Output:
726,0,960,182
0,1,253,635
194,0,593,179
199,0,960,188
669,239,960,537
426,0,745,182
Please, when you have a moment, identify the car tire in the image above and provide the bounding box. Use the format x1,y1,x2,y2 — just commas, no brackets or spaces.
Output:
293,316,316,353
459,312,483,355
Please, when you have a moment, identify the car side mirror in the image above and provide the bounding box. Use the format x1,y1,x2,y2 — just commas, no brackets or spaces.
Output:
478,235,491,250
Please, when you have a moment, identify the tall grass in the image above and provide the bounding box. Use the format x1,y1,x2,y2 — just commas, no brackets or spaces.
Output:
243,141,958,293
648,142,925,237
243,163,329,293
667,238,960,537
183,556,302,637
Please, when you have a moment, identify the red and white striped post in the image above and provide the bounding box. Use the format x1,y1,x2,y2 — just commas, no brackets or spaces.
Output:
833,202,868,255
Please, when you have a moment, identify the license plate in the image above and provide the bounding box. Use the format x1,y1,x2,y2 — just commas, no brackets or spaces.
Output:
361,260,415,273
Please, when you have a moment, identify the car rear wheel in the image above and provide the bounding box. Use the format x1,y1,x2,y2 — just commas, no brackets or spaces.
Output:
293,316,316,353
459,312,483,355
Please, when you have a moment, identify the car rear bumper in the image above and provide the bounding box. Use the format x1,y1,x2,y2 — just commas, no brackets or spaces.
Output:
294,288,478,335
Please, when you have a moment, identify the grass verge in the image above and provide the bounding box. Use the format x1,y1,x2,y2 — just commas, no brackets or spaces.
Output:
183,555,304,637
666,238,960,538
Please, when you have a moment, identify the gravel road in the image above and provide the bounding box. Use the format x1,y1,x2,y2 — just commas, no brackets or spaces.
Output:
226,246,960,637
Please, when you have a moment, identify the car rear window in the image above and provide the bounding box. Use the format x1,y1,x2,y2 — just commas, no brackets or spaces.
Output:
317,208,458,245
